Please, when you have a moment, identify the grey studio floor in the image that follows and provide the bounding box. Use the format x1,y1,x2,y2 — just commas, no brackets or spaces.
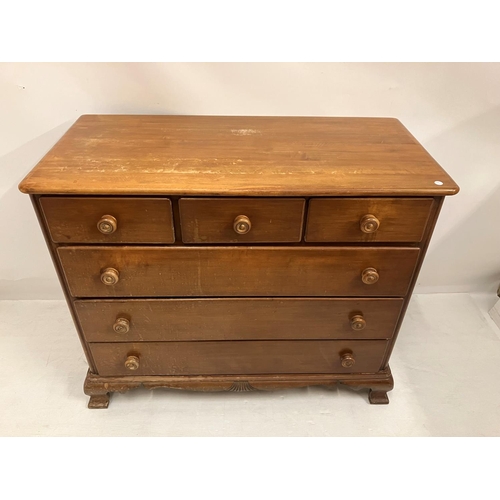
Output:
1,293,499,437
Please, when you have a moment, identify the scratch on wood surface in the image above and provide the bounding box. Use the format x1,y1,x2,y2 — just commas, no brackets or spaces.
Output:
193,219,200,241
75,167,320,175
231,129,261,136
196,255,203,295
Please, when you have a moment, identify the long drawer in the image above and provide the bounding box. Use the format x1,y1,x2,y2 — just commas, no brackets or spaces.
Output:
58,246,419,298
75,298,404,342
90,340,389,376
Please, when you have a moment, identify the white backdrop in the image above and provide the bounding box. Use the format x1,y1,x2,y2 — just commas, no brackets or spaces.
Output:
1,62,499,299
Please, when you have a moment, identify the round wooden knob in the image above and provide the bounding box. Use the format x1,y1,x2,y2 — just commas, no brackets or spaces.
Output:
340,352,356,368
97,215,117,234
350,314,366,331
361,267,379,285
100,267,120,285
113,317,130,334
360,214,380,234
233,215,252,235
125,355,140,371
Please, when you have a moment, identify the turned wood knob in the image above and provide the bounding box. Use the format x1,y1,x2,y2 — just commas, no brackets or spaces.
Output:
97,215,117,234
100,267,120,285
361,267,379,285
360,214,380,234
350,314,366,331
233,215,252,234
113,317,130,334
340,352,356,368
125,355,140,371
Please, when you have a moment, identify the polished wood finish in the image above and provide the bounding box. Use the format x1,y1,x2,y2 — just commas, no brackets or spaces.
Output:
30,195,98,373
112,317,130,334
350,314,367,331
19,115,459,197
306,198,433,242
340,352,356,368
83,368,395,408
179,198,305,243
97,215,117,234
89,340,389,377
233,215,252,234
380,196,444,368
361,267,380,285
124,355,140,371
40,196,175,243
58,246,419,298
359,214,380,234
74,298,404,342
100,267,119,286
20,115,459,408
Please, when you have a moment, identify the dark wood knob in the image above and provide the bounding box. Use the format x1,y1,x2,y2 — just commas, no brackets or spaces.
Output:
97,215,117,234
100,267,120,285
113,317,130,334
350,314,366,331
360,214,380,234
340,352,356,368
125,355,140,371
361,267,379,285
233,215,251,234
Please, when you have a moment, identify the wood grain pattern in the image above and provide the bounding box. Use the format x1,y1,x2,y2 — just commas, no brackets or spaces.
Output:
380,196,444,367
179,197,305,243
305,197,433,242
19,115,459,407
30,195,98,372
57,246,420,298
89,340,389,376
18,115,459,196
83,367,394,407
74,298,404,342
40,196,175,243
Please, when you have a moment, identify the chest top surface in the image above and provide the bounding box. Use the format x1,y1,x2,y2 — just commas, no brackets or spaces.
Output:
19,115,459,197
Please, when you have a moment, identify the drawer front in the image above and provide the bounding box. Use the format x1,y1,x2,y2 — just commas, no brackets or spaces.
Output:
75,298,404,342
306,198,433,242
90,340,389,376
179,198,305,243
58,246,419,297
40,196,175,243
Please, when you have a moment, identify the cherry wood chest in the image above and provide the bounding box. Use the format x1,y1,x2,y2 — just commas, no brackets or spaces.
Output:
19,115,459,408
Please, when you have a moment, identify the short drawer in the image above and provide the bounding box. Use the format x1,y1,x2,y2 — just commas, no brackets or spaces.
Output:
58,246,419,297
75,298,404,342
305,198,433,242
89,340,389,376
179,198,305,243
40,196,175,243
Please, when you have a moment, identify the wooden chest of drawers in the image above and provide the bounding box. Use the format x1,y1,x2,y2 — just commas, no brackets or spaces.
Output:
19,115,459,408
